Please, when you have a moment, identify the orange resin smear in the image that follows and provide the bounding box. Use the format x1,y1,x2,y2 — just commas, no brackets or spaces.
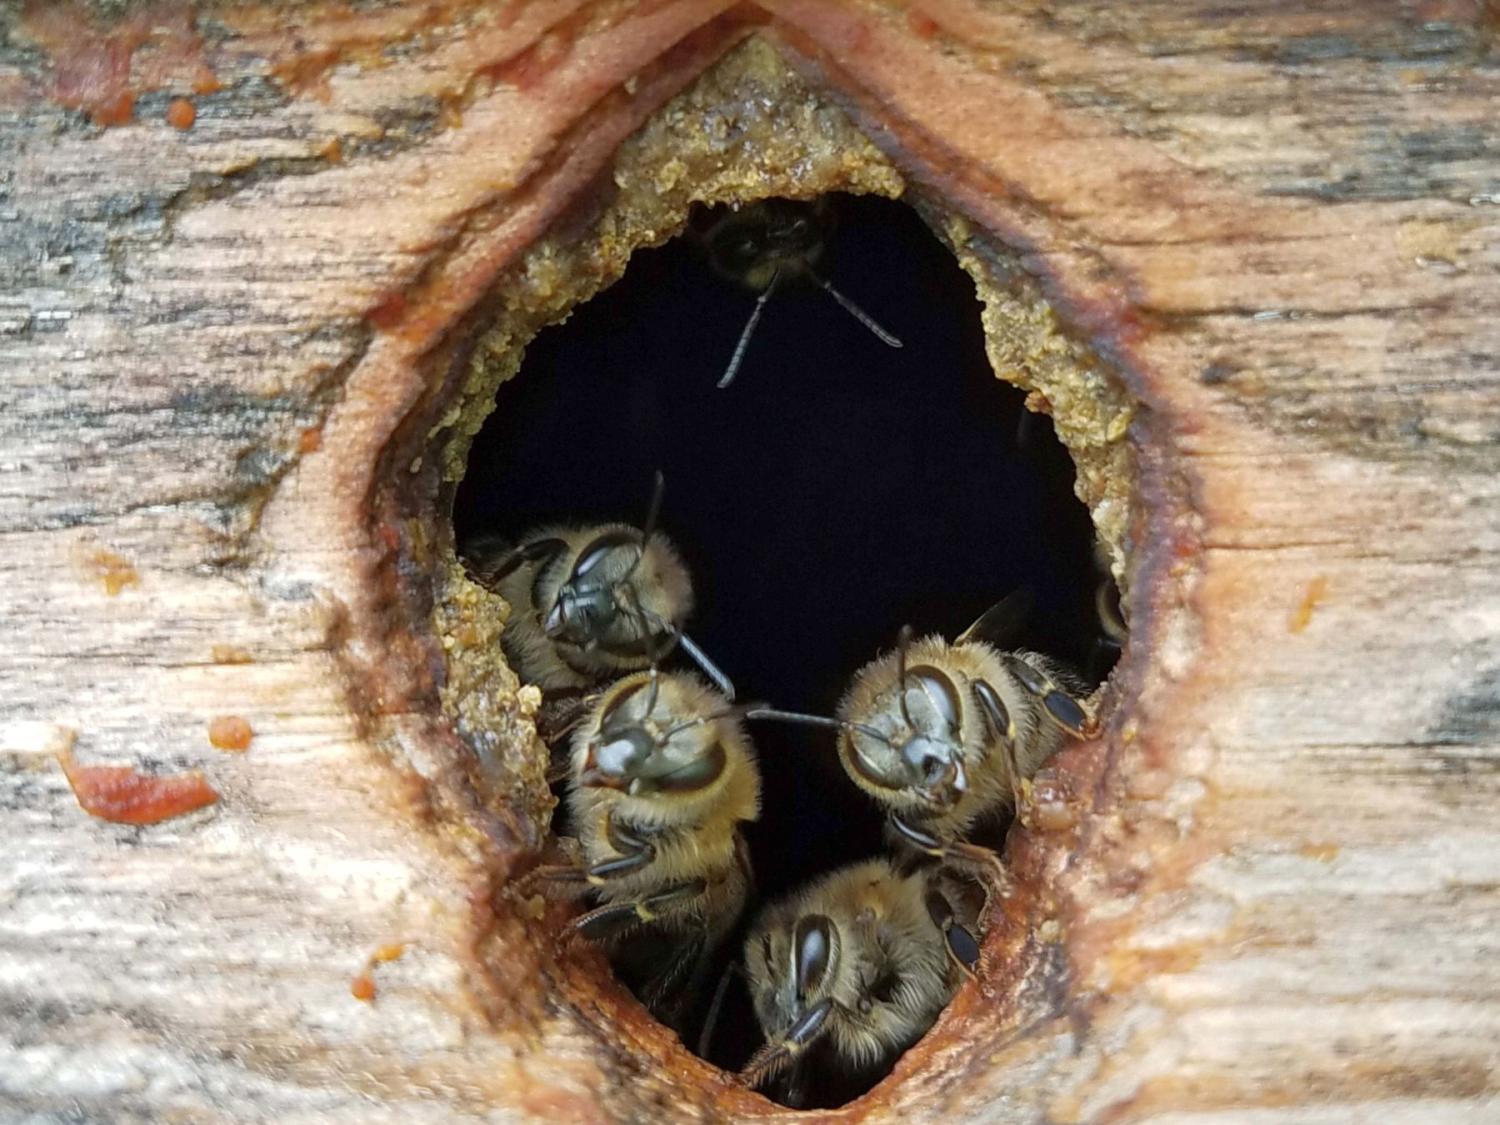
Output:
207,715,253,752
166,96,195,128
351,943,408,1002
57,750,219,824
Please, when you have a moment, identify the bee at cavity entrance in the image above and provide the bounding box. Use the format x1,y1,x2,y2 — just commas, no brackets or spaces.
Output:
749,594,1099,887
450,190,1123,1104
737,857,985,1107
694,197,904,389
465,472,735,746
517,622,762,1034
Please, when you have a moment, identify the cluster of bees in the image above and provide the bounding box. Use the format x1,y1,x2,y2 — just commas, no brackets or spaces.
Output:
464,199,1104,1104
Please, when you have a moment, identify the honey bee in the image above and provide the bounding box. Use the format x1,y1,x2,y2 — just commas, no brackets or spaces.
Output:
739,857,982,1100
525,642,761,1030
749,599,1097,877
464,472,734,702
696,197,903,389
1090,542,1128,680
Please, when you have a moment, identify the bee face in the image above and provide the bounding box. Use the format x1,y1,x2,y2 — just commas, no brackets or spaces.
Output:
748,910,841,1049
838,642,985,816
703,199,827,291
484,522,696,691
579,673,730,801
541,529,683,659
742,859,958,1086
847,665,968,800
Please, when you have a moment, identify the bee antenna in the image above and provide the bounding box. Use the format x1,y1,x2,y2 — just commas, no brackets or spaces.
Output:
660,704,742,740
717,269,781,389
617,585,664,715
896,624,916,729
623,586,736,703
645,663,661,719
739,998,835,1089
674,630,736,702
806,265,903,349
1096,578,1127,645
619,470,665,585
744,707,897,750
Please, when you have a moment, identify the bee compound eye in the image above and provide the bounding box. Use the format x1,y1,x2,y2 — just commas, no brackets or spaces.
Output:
793,914,834,1000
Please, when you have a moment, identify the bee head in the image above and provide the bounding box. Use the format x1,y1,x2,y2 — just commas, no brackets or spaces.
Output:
543,527,681,656
844,636,970,810
705,198,827,290
577,672,732,803
542,473,697,673
743,909,842,1087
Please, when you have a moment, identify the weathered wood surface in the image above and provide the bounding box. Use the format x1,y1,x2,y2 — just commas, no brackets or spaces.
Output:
2,2,1499,1122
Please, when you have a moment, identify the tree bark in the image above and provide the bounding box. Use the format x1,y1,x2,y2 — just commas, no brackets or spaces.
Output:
2,2,1497,1122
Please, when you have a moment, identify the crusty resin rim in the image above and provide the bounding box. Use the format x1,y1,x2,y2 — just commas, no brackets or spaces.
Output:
322,33,1197,1121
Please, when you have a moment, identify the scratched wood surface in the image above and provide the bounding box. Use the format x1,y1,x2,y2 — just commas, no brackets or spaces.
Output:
2,2,1498,1122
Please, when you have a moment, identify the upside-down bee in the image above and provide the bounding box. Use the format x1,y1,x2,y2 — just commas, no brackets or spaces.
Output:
696,197,903,389
738,857,982,1103
464,472,734,710
750,598,1097,877
524,637,761,1030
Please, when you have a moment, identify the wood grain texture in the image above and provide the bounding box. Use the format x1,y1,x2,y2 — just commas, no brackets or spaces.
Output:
1,2,1497,1122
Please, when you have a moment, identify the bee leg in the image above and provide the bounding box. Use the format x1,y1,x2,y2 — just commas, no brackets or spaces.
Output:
695,960,742,1058
925,886,982,979
544,751,571,786
636,928,709,1029
738,998,835,1088
568,878,708,943
466,536,567,589
538,690,598,751
889,813,1011,895
510,862,590,904
519,815,657,897
973,679,1026,814
587,813,664,874
1005,655,1100,739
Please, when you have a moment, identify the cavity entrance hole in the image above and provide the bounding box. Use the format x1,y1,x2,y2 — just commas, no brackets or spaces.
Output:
451,193,1115,1100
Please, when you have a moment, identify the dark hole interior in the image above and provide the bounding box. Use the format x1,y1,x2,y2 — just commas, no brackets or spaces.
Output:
453,193,1112,1103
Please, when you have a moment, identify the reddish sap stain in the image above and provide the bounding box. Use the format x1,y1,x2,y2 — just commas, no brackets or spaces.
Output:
20,2,214,128
57,751,219,825
908,10,940,38
90,89,135,126
366,290,407,330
